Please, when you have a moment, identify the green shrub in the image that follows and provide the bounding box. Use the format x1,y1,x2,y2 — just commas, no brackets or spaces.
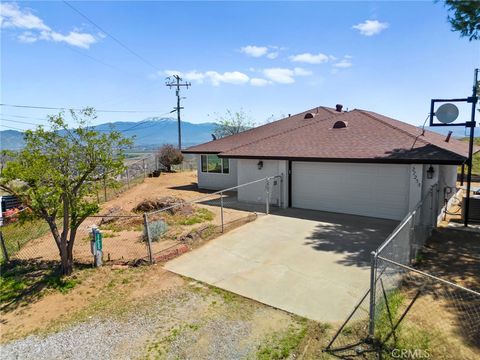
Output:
176,208,214,226
145,220,168,241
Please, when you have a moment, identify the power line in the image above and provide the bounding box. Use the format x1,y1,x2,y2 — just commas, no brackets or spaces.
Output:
0,124,25,131
120,111,176,132
1,114,176,133
0,104,170,114
63,1,161,72
1,114,48,121
1,118,42,126
62,43,128,74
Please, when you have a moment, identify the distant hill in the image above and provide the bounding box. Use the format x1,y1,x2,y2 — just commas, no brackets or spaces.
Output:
0,130,26,150
425,126,470,138
0,118,216,150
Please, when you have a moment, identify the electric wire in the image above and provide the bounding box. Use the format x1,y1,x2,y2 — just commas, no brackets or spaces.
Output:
410,114,431,150
0,103,170,114
0,114,177,134
62,1,161,72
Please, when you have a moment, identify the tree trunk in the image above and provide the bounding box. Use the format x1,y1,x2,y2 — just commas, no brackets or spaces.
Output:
59,243,74,276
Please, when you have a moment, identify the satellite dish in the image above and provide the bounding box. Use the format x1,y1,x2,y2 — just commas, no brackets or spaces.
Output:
435,103,459,124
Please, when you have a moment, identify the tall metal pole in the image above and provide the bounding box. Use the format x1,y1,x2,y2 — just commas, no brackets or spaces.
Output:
464,68,478,227
176,77,182,150
166,75,191,150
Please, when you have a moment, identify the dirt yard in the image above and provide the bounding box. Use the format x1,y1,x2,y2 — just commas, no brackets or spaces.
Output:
2,172,339,359
12,171,258,264
0,263,336,359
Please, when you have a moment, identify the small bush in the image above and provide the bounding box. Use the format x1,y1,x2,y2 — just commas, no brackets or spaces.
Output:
157,144,183,172
176,208,214,225
145,219,168,241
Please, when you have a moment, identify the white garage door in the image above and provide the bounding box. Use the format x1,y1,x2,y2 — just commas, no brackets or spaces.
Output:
292,162,410,220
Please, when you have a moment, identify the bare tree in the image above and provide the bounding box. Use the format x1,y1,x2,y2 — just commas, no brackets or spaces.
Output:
213,109,256,139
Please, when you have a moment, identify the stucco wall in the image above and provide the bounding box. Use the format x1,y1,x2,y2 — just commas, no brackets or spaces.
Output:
197,156,238,190
237,159,286,207
438,164,459,207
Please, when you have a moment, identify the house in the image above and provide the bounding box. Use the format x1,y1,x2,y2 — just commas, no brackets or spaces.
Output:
183,105,469,221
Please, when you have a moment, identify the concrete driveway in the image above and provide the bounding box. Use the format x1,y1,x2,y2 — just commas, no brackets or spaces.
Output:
165,209,397,322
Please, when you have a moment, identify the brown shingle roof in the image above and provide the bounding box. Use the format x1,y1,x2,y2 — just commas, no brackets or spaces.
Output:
183,107,470,164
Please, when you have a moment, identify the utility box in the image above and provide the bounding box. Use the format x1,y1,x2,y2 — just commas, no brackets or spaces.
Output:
90,227,103,267
461,196,480,223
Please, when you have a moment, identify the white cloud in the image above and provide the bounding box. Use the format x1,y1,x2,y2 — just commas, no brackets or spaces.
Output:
263,68,295,84
46,30,96,49
352,20,389,36
289,52,329,64
293,67,312,76
240,45,281,59
266,52,279,59
0,3,97,48
184,71,206,83
240,45,269,57
333,59,353,68
0,3,49,31
250,78,270,87
162,67,311,87
164,70,249,86
263,67,312,84
17,31,38,43
205,71,249,86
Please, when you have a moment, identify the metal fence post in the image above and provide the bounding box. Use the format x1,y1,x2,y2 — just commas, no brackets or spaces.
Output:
410,211,416,263
103,176,107,202
265,179,270,215
220,192,224,233
368,251,378,338
143,213,154,264
0,231,9,263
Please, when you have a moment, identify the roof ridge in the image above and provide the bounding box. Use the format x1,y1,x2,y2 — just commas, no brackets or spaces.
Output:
220,111,347,155
355,109,431,147
206,106,331,144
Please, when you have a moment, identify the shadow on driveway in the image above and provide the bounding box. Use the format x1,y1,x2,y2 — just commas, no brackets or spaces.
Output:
275,208,398,267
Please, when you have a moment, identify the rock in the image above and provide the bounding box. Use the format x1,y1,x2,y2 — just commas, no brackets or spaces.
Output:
99,206,130,225
133,196,194,215
179,230,200,244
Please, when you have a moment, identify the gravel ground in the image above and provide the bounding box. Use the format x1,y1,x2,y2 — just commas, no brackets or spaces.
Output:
167,319,255,360
1,288,204,360
0,284,285,360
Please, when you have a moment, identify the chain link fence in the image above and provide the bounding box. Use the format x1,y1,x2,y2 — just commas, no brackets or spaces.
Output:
1,214,150,265
1,175,284,266
97,155,158,203
325,184,480,359
144,176,283,260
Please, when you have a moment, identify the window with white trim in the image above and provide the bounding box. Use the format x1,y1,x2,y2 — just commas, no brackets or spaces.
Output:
201,155,229,174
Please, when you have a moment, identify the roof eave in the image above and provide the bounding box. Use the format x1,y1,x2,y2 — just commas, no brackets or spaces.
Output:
216,154,466,165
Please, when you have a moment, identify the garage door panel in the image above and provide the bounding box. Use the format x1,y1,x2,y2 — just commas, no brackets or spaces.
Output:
292,162,409,220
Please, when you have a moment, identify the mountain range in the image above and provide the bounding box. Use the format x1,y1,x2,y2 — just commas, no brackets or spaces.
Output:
0,118,216,150
0,118,473,151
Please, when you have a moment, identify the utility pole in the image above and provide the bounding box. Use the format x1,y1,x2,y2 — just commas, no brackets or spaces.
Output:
165,75,191,149
429,68,478,227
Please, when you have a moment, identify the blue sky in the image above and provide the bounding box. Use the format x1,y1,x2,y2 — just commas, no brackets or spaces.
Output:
1,1,478,131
